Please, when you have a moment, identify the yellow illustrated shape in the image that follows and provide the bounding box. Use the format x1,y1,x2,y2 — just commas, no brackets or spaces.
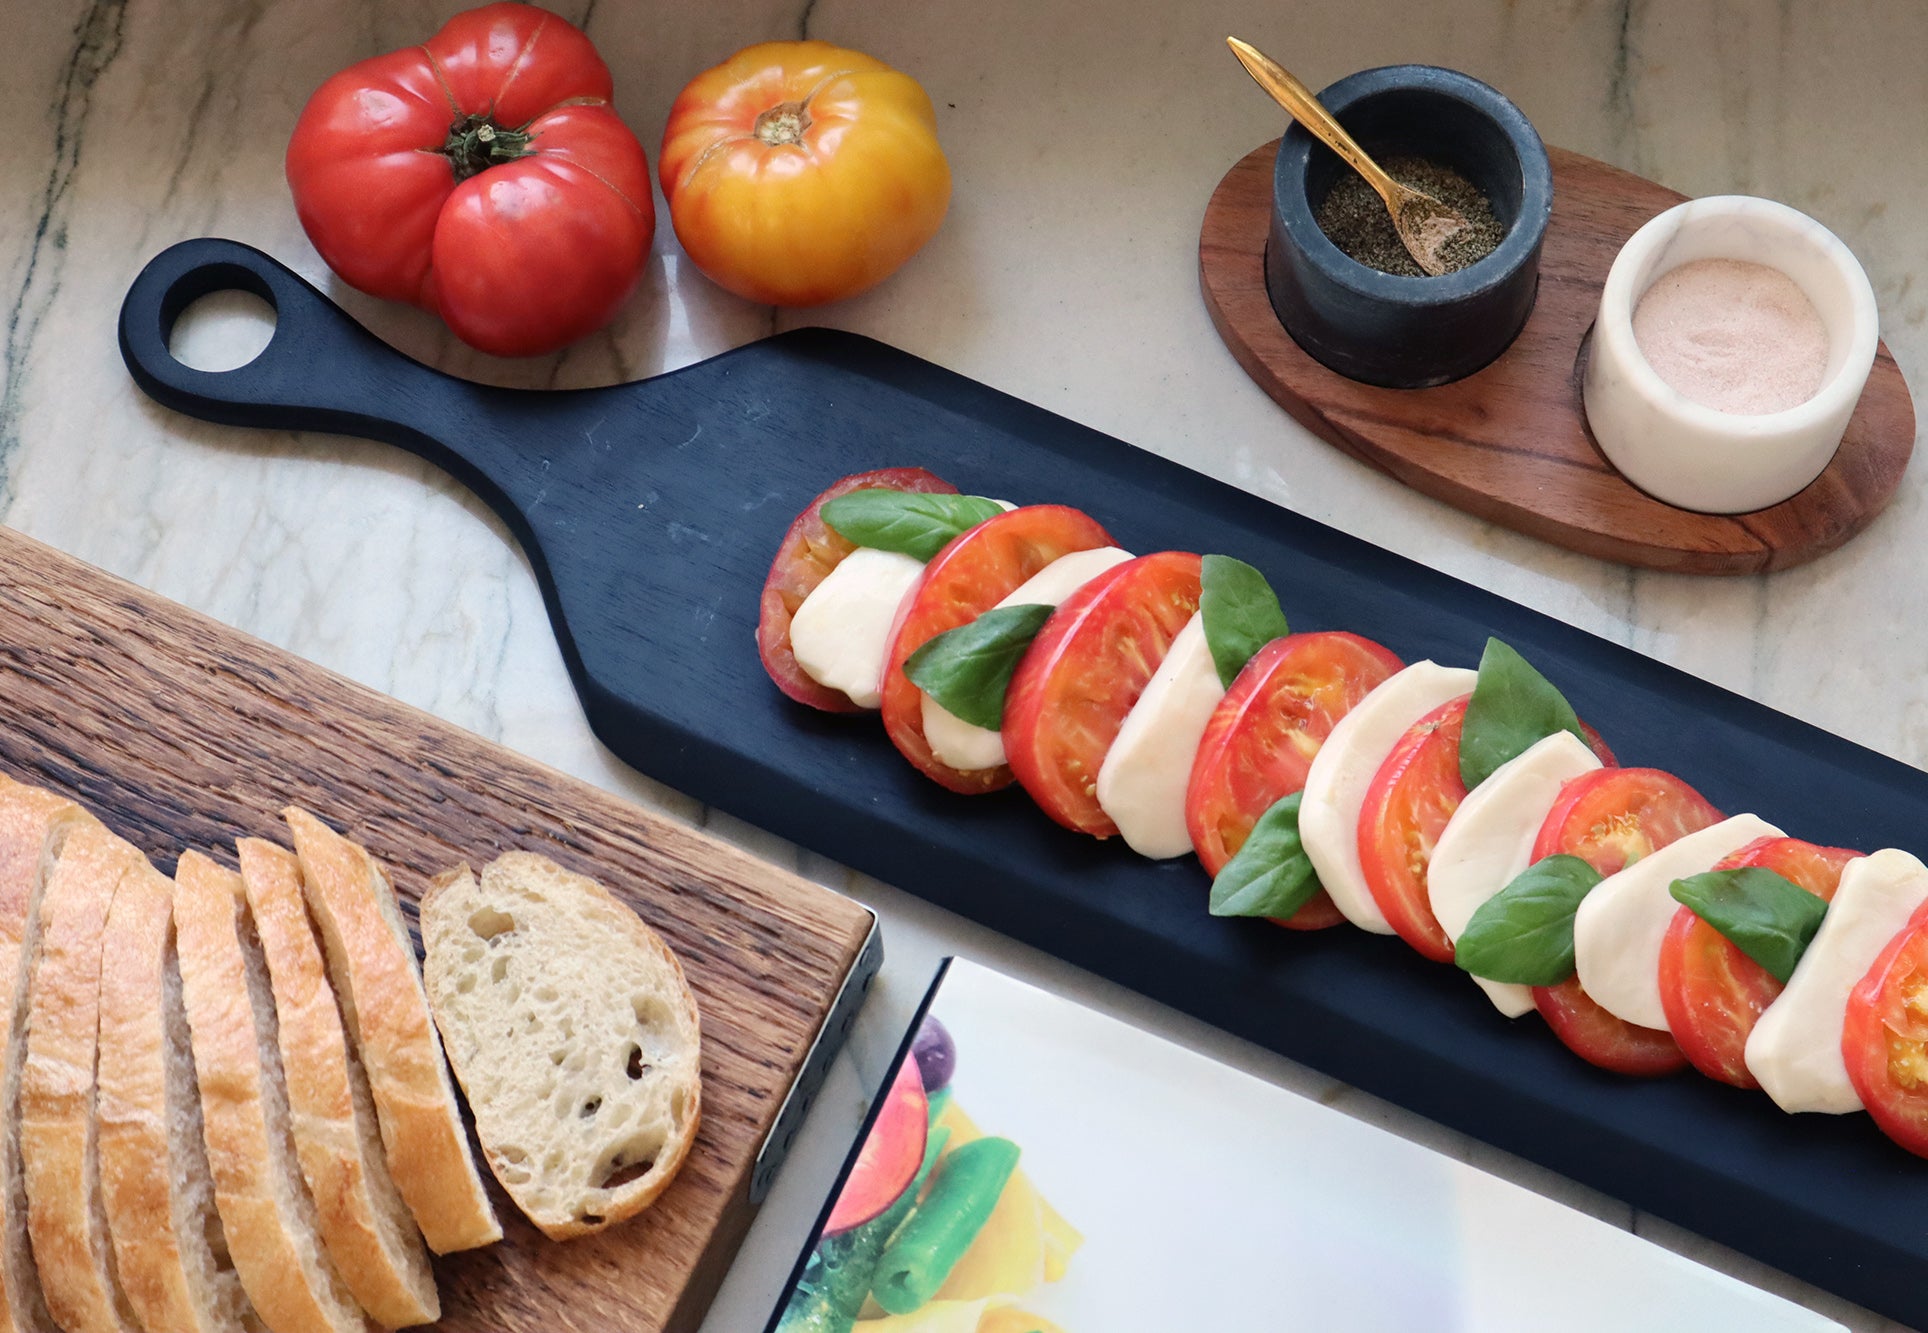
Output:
855,1297,1065,1333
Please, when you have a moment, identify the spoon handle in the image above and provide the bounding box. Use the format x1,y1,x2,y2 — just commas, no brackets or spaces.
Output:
1226,38,1401,205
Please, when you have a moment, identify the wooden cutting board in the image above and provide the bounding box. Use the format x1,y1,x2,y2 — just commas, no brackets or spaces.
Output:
0,524,877,1333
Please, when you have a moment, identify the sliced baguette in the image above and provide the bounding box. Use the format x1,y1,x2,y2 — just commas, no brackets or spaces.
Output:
98,854,258,1333
421,853,702,1240
19,822,144,1333
174,850,372,1333
283,808,499,1254
0,777,95,1333
237,838,438,1327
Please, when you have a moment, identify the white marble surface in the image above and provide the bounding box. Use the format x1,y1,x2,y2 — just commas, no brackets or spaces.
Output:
4,1,1927,1329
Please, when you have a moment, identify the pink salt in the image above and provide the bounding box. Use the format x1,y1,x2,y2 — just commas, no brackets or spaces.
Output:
1631,258,1830,414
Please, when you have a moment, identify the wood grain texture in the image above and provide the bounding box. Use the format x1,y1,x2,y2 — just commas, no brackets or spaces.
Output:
0,525,873,1333
1199,140,1917,574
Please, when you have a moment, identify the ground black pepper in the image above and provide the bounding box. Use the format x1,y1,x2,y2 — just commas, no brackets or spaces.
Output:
1314,155,1503,277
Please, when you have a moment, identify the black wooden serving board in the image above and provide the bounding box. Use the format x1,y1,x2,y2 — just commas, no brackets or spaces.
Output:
123,238,1924,1325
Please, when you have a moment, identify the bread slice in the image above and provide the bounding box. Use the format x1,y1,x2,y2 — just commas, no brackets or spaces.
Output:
237,838,438,1327
421,852,702,1240
283,808,499,1254
173,850,372,1333
98,854,258,1333
19,822,145,1333
0,777,96,1333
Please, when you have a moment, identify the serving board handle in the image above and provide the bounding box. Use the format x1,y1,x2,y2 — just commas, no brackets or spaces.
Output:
117,238,554,528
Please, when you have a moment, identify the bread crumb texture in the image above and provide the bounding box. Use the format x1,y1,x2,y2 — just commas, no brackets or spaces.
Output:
423,854,700,1239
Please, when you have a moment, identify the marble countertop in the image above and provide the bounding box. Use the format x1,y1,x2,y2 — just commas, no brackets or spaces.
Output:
5,1,1924,1328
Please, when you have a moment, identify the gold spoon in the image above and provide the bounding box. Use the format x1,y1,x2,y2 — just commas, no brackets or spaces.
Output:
1226,37,1470,277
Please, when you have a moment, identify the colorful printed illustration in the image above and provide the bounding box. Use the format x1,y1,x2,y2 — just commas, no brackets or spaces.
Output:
777,1013,1081,1333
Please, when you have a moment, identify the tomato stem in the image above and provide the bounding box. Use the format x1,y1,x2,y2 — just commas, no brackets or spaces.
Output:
753,101,811,146
440,111,534,181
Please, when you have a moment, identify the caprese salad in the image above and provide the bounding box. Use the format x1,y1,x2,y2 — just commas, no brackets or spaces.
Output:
757,469,1928,1162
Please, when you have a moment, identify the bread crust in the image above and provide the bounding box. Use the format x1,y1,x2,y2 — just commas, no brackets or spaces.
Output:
19,822,144,1333
421,853,703,1241
283,809,499,1254
0,777,93,1333
97,856,248,1332
174,851,370,1333
237,838,438,1326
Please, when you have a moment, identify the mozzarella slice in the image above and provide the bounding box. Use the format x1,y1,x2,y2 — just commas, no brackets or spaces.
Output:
789,547,926,709
1572,813,1782,1031
1299,661,1479,934
1095,613,1225,858
1427,731,1603,1017
923,547,1133,771
1746,847,1919,1114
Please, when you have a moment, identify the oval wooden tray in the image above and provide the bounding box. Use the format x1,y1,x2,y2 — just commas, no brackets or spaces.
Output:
1199,140,1916,574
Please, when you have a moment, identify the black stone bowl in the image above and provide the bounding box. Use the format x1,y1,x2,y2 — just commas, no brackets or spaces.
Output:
1265,65,1552,388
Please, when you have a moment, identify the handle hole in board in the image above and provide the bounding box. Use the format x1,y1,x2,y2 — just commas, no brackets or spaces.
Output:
167,289,277,373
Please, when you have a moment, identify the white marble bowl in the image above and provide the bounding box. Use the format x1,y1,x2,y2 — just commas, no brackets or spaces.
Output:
1582,195,1879,514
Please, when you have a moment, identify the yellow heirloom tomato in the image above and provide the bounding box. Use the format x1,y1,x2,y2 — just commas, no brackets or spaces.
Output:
659,41,951,306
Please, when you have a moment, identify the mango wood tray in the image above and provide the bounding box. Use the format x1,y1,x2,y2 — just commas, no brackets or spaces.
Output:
0,525,879,1333
1199,139,1917,574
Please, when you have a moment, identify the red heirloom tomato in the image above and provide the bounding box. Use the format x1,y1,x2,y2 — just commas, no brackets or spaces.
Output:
757,467,957,713
1845,903,1928,1158
286,3,654,357
880,506,1115,795
1003,553,1203,838
1658,837,1858,1088
1527,766,1719,1076
659,41,951,306
1186,632,1403,930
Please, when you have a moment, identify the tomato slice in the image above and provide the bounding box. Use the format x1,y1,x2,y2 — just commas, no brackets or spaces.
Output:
1003,552,1202,836
1845,902,1928,1158
1356,695,1472,962
757,467,956,712
1363,714,1619,963
1536,976,1694,1077
1186,631,1403,930
1528,767,1718,1075
1659,837,1859,1088
1530,767,1722,873
880,505,1116,794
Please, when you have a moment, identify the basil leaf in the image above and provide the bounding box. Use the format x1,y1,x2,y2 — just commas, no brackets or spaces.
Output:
902,605,1054,730
1669,867,1829,984
1458,638,1589,791
1454,854,1603,985
1209,792,1322,919
1200,554,1290,689
820,490,1007,560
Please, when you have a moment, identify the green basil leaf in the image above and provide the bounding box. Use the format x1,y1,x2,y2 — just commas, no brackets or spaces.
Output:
1454,854,1603,985
1209,792,1322,919
902,604,1054,730
820,490,1007,560
1200,554,1290,689
1458,637,1589,791
1669,867,1829,984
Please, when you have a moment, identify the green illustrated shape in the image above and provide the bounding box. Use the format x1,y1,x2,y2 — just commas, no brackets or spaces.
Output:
776,1123,954,1333
871,1135,1022,1315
